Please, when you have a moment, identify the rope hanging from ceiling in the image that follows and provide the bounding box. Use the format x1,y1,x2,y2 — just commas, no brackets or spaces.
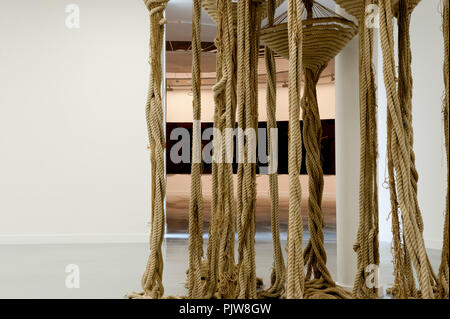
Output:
261,0,357,299
127,0,168,299
129,0,449,300
258,0,286,299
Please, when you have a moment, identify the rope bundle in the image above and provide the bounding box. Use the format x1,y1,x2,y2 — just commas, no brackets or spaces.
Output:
130,0,449,300
260,0,356,299
258,0,286,299
204,0,238,299
187,0,205,299
379,0,436,299
127,0,168,299
285,0,305,299
235,0,264,299
351,0,380,299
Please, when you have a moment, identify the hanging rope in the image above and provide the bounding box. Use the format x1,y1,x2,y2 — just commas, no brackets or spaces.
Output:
127,0,168,299
386,0,441,299
187,0,204,299
258,0,286,299
290,0,350,300
387,0,421,298
352,0,380,299
379,0,435,299
438,0,449,300
216,0,238,299
286,0,305,299
203,0,238,299
236,0,263,299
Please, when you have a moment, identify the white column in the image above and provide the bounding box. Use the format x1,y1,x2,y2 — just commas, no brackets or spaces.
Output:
334,6,360,290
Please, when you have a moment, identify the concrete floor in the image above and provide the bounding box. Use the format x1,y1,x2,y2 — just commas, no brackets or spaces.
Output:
0,237,442,299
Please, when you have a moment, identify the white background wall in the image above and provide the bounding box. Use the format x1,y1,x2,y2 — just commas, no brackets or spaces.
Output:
0,0,152,243
377,0,447,249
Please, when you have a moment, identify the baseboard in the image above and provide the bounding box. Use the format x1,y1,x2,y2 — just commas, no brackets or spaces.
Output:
0,233,149,245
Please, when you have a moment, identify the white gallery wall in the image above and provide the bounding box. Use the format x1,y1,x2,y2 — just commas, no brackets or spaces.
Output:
376,0,447,249
0,0,152,243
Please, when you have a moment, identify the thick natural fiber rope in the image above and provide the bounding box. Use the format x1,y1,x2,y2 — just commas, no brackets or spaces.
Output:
438,0,449,300
301,66,352,300
187,0,204,299
289,1,350,299
387,0,421,298
286,0,305,299
260,17,357,73
127,0,168,299
379,0,435,299
386,0,441,299
203,0,238,299
258,0,286,299
352,0,380,299
236,0,263,299
217,0,238,299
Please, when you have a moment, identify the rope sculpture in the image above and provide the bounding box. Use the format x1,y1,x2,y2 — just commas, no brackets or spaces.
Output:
130,0,449,300
261,0,356,299
127,0,168,299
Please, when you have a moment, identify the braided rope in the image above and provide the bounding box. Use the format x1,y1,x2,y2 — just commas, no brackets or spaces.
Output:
203,0,238,299
379,0,435,299
235,0,263,299
352,0,380,299
286,0,305,299
187,0,205,299
258,0,286,299
438,0,449,300
127,0,168,299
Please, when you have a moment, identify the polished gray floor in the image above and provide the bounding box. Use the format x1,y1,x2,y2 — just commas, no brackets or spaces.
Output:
0,237,441,299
